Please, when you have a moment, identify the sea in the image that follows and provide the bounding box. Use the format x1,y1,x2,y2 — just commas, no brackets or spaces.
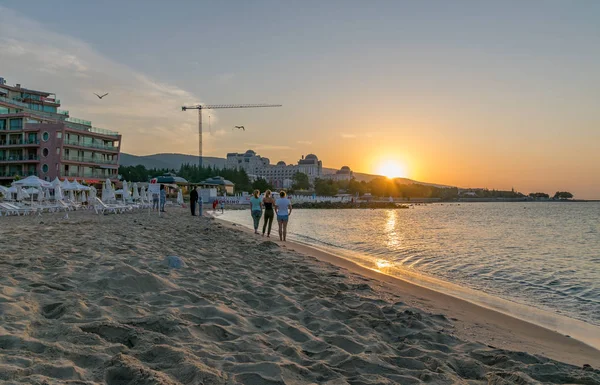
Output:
220,202,600,348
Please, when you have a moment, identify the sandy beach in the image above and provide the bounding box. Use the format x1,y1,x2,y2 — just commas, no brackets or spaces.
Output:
1,208,599,384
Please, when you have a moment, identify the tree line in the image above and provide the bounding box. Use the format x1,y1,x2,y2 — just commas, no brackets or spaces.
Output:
118,164,573,200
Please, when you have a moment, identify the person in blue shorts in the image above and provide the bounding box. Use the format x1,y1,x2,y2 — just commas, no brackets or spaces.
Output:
249,189,263,234
275,190,292,242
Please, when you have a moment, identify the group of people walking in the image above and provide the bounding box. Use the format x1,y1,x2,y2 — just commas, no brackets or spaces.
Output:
249,189,292,241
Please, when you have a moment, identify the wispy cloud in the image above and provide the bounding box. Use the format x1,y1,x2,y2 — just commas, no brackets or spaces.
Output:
297,140,313,145
0,6,209,155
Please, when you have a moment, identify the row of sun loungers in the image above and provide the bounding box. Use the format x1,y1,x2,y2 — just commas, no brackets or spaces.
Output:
0,197,154,217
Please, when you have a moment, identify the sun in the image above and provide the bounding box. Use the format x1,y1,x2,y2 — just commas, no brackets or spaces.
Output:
377,160,407,179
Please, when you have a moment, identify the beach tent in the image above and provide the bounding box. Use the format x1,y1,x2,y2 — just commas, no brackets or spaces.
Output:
12,175,52,189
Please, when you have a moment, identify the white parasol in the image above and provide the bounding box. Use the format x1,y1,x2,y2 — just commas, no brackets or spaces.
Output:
177,189,184,205
122,180,131,200
12,175,52,188
132,183,140,200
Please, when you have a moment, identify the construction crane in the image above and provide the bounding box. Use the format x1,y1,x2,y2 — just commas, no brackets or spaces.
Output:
181,103,282,169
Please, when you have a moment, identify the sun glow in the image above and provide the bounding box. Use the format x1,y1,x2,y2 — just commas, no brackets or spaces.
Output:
377,161,408,179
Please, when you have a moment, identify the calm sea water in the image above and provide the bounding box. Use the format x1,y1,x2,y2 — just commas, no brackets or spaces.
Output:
221,203,600,328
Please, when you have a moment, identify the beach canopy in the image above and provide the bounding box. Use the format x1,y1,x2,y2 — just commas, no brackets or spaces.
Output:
12,175,52,188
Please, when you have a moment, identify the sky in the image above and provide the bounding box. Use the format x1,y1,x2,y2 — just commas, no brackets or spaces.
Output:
1,1,599,198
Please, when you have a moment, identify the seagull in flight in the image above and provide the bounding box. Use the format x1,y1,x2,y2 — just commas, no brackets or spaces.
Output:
94,93,109,99
234,126,245,131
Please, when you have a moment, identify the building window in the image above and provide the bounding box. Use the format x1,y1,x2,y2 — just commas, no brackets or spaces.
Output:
9,119,23,130
0,120,5,130
56,132,62,139
42,132,49,142
42,148,49,157
42,164,49,173
56,148,60,155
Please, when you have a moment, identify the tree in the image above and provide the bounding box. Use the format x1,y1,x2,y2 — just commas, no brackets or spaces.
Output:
553,191,573,200
314,178,338,196
252,178,273,193
528,192,549,199
292,172,310,190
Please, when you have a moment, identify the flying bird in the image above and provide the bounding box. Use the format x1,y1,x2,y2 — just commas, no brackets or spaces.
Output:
94,93,109,99
234,126,245,131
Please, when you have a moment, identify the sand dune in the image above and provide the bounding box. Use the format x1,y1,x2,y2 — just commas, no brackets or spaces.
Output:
0,209,599,384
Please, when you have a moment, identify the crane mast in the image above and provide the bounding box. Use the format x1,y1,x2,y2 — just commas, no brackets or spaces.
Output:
182,104,282,169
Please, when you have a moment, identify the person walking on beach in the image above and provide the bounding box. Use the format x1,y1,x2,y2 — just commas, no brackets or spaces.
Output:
152,189,159,211
159,184,167,212
212,199,218,213
190,186,198,216
275,191,292,242
220,199,225,214
249,189,263,234
262,189,275,237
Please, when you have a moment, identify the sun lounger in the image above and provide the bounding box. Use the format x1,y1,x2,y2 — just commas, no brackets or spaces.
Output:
93,197,131,214
0,202,38,216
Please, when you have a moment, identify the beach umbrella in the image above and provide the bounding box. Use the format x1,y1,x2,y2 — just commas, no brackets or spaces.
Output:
16,187,27,201
81,191,87,203
89,186,97,201
69,189,75,201
24,187,39,195
0,185,8,197
132,183,140,200
122,180,130,200
45,188,52,200
55,184,63,201
177,189,184,205
139,185,145,201
12,175,52,188
38,188,45,202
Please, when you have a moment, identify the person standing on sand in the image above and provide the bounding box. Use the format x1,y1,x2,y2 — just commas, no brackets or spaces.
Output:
190,187,198,216
249,189,263,234
275,190,292,241
159,184,167,212
262,189,275,237
152,189,159,211
212,199,218,212
220,199,225,214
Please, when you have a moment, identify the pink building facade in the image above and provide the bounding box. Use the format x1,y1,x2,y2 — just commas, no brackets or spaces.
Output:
0,78,121,185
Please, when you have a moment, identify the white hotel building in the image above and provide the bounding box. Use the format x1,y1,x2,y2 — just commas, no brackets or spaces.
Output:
226,149,322,188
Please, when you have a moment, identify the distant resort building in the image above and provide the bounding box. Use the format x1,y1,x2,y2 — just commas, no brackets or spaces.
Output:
327,166,354,181
0,77,121,185
226,149,322,188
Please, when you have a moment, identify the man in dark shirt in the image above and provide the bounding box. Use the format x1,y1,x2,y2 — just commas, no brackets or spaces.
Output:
190,187,198,216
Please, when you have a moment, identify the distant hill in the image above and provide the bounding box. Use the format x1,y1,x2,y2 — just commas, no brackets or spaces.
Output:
120,153,453,188
120,153,226,170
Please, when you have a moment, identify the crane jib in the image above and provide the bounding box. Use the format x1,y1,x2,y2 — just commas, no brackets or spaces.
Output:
181,103,282,169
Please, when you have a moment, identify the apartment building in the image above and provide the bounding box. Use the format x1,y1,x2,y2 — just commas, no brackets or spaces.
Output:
0,77,121,184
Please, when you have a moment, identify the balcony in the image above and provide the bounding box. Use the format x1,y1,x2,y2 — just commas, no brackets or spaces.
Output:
63,139,118,152
57,109,70,116
62,155,119,166
0,139,40,147
0,155,40,162
65,122,120,137
65,117,92,126
62,171,117,179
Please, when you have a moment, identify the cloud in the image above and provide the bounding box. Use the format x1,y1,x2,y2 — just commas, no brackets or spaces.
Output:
0,6,211,155
341,133,357,139
297,140,313,145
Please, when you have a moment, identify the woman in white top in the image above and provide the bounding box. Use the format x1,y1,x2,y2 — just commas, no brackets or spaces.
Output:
274,190,292,242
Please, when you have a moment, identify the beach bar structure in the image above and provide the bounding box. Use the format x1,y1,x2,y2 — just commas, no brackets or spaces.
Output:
199,176,235,195
0,77,121,185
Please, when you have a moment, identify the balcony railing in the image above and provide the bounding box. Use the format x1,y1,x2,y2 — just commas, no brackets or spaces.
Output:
0,139,40,146
62,171,117,179
66,117,92,126
62,155,118,165
57,109,70,116
0,96,29,109
63,139,118,151
0,155,40,161
65,121,119,137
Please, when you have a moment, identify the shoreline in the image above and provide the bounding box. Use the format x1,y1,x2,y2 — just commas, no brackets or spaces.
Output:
215,215,600,367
